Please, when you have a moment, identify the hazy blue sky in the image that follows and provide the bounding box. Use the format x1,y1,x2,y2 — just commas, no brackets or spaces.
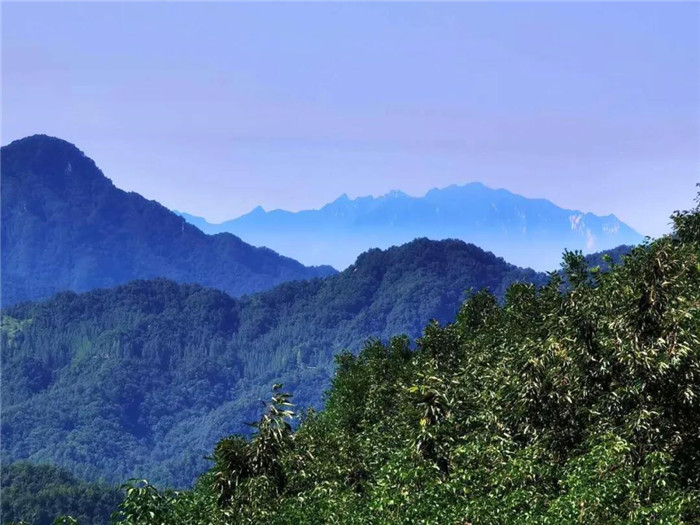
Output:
3,1,699,237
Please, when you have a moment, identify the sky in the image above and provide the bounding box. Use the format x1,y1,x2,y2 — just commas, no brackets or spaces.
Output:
2,1,699,237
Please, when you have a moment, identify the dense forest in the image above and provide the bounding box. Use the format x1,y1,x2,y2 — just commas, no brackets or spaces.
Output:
1,237,545,488
57,194,696,524
1,463,121,524
0,135,334,305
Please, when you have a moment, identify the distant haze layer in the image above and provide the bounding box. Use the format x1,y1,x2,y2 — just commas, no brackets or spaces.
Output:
176,183,643,271
3,2,698,239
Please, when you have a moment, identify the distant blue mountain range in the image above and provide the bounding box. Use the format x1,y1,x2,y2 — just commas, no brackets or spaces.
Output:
176,183,643,271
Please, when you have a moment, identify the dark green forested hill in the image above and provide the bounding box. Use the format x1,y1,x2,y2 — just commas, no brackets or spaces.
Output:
0,135,335,306
1,237,546,488
1,462,121,525
103,194,700,525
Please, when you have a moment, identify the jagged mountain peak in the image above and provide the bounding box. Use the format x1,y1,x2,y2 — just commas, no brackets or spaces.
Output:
178,183,643,271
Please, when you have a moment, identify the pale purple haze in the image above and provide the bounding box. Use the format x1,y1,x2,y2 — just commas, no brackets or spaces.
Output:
3,1,699,238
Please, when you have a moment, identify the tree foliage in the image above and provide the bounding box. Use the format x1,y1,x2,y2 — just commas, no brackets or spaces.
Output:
0,462,121,525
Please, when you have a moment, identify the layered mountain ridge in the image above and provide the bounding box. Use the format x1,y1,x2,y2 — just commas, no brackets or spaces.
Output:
178,183,642,270
1,237,549,487
1,134,638,491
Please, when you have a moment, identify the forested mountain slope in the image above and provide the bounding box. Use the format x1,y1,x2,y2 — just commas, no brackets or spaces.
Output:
109,194,700,525
1,238,545,488
0,135,334,306
1,462,121,525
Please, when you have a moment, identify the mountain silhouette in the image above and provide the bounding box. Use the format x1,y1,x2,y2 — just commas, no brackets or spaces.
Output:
178,183,642,270
1,135,335,305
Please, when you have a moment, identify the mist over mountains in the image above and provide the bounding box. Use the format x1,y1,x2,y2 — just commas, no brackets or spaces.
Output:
177,184,643,271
